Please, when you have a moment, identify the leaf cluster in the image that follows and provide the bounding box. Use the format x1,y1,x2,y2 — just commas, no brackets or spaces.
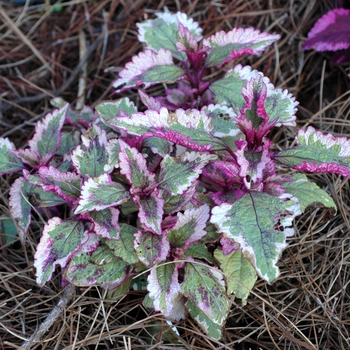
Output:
1,10,348,340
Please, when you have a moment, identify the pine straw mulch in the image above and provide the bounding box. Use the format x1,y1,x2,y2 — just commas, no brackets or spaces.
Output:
0,0,350,349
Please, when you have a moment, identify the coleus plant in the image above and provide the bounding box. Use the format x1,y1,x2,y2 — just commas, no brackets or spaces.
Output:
0,10,348,340
303,8,350,64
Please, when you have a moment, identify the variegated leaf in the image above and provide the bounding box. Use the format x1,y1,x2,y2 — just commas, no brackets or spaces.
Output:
214,249,257,305
276,126,350,178
147,263,185,321
181,263,229,326
137,11,202,60
25,166,81,203
96,98,137,122
65,243,130,289
105,224,139,264
113,49,185,92
75,174,130,214
104,108,221,152
118,139,156,192
281,173,337,212
134,190,164,235
16,105,68,166
167,205,209,249
0,138,25,175
210,65,297,126
34,217,88,286
203,27,280,67
158,152,216,195
85,207,121,239
211,192,301,283
72,124,111,178
134,231,170,267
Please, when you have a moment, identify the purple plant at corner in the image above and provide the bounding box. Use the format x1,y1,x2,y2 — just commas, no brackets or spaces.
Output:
303,8,350,64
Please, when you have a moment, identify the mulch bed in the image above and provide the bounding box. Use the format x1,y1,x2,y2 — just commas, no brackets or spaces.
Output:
0,1,349,349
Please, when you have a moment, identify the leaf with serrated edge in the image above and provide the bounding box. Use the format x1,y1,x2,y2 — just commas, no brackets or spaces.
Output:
105,107,221,152
138,91,162,112
211,192,301,283
276,126,350,178
167,205,209,249
75,174,130,214
134,231,170,267
204,27,280,67
303,8,350,52
65,244,129,289
118,139,156,191
18,105,68,165
281,173,336,212
113,49,185,92
85,208,121,239
147,263,185,321
105,224,139,264
159,152,216,195
210,65,297,126
214,249,257,305
96,98,137,123
0,138,25,175
72,124,112,178
134,190,164,235
34,217,88,286
137,11,202,60
181,263,229,326
26,166,81,203
186,300,222,340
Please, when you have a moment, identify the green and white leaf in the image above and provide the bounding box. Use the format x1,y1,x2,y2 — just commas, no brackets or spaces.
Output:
211,192,301,283
281,173,336,212
214,249,257,305
75,174,130,214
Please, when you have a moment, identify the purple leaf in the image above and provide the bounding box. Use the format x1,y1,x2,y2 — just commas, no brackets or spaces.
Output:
276,126,350,178
203,28,280,67
148,263,185,321
113,49,185,92
303,9,350,52
202,161,242,189
34,217,88,286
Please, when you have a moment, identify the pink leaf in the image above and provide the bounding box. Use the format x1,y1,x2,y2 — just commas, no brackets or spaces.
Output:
303,9,350,52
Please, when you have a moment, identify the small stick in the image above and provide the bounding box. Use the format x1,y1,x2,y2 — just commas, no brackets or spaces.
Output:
21,283,75,349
